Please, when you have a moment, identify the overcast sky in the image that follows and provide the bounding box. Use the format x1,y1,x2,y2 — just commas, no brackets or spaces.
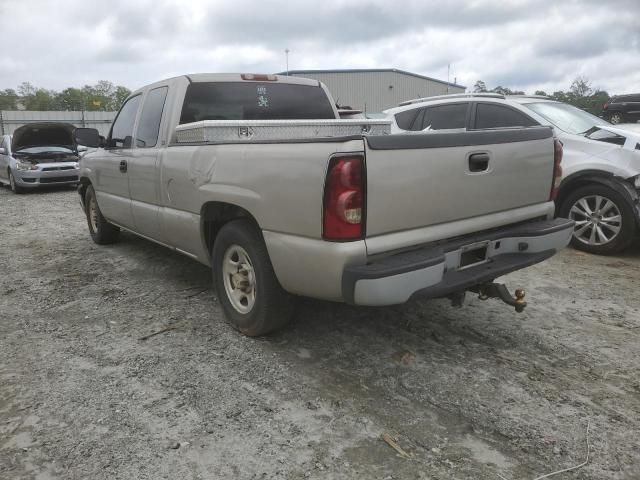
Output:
1,0,638,95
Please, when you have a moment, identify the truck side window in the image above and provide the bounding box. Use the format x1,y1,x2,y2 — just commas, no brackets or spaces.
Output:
422,103,468,130
108,95,141,149
136,87,168,148
475,103,538,129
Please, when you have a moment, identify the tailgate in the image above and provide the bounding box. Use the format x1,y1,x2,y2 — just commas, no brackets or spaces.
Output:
364,127,555,237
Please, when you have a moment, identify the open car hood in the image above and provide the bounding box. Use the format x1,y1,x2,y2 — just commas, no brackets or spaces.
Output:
11,122,76,153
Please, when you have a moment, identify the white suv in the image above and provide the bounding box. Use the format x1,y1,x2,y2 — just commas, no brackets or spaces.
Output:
385,94,640,254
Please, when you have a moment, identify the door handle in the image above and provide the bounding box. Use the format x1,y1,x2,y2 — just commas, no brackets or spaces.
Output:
119,159,128,173
468,153,490,172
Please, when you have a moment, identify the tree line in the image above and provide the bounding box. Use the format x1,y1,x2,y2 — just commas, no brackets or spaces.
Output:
473,76,609,116
0,81,131,111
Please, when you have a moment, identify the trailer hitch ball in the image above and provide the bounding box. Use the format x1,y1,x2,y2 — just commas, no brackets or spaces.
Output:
514,288,526,313
474,283,527,313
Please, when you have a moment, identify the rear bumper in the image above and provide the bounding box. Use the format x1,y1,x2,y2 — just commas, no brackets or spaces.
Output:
342,218,574,306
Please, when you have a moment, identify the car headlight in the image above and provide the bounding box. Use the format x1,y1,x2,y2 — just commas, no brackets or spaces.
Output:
15,161,38,171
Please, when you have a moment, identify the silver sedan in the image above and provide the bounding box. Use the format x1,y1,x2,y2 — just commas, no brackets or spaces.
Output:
0,123,82,194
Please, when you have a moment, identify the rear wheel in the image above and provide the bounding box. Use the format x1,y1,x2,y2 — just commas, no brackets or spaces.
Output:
608,112,625,124
9,171,24,194
559,184,635,254
84,185,119,244
212,220,294,336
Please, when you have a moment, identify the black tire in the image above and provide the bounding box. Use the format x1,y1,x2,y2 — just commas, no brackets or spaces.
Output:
608,112,625,124
212,220,294,336
559,184,636,255
8,171,24,194
84,185,120,245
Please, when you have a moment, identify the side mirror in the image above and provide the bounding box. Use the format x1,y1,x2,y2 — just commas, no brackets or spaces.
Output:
75,128,101,148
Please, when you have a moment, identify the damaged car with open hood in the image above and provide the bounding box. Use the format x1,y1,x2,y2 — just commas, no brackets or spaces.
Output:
0,122,84,193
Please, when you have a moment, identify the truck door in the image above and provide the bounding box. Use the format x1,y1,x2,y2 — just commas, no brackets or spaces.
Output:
129,85,169,242
91,94,141,229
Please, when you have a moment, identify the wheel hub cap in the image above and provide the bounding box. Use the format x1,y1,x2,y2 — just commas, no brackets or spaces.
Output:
569,195,622,246
222,245,256,314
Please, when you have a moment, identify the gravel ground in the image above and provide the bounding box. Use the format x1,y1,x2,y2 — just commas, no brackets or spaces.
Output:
1,186,639,480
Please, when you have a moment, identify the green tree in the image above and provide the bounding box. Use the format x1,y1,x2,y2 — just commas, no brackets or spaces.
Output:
17,82,36,98
24,89,58,110
490,86,525,96
569,76,592,97
56,88,86,110
0,89,18,109
110,86,131,110
473,80,487,93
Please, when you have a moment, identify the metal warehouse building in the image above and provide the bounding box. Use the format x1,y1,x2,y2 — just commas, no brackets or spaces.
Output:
0,110,116,137
284,68,466,112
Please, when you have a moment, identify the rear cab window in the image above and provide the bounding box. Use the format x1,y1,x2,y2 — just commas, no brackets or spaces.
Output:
179,82,336,123
474,103,538,129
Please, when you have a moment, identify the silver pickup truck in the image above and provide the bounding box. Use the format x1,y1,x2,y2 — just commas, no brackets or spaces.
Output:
75,73,574,336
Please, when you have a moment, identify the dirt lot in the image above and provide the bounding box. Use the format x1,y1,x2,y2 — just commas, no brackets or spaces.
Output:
1,186,639,480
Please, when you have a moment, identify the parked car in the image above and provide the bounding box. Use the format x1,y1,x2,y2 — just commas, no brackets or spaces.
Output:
0,123,82,193
75,74,572,336
385,94,640,254
603,94,640,124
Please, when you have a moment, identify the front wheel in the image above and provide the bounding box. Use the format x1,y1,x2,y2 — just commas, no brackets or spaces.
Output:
212,220,294,336
9,171,24,194
608,112,625,124
84,185,120,244
559,184,636,254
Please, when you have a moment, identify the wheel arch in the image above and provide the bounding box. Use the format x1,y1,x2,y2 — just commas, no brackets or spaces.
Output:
200,201,262,256
78,177,92,210
557,170,640,227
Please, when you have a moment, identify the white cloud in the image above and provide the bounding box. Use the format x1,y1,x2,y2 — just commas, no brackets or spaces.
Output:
0,0,638,95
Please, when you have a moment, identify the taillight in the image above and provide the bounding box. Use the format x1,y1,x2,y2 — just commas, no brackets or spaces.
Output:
323,155,365,240
550,139,563,201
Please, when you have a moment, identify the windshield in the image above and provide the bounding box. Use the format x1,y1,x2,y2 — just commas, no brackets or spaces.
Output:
524,102,610,134
15,146,74,154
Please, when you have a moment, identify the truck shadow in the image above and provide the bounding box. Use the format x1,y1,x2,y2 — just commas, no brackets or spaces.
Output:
618,239,640,257
112,230,567,354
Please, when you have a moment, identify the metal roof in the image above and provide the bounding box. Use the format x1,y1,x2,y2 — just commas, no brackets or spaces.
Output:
279,68,466,89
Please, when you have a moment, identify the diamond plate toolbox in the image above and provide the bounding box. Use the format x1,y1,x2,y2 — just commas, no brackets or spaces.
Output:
174,119,391,143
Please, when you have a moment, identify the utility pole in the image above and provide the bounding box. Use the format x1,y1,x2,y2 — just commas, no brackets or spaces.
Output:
447,63,450,93
285,49,290,76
